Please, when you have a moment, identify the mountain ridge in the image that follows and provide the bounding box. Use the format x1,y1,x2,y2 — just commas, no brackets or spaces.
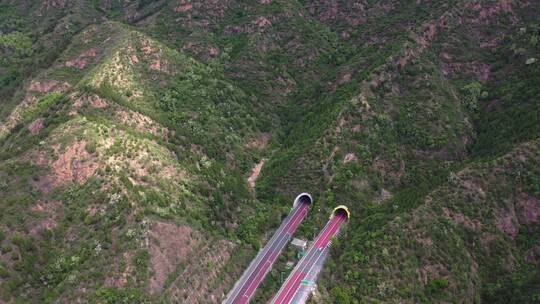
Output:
0,0,539,303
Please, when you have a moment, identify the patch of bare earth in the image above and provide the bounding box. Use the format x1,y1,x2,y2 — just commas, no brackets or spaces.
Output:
468,0,518,24
517,193,540,227
29,80,70,94
65,48,97,69
29,200,60,235
144,220,237,302
441,61,491,82
104,252,133,288
114,109,168,137
135,39,172,73
442,207,481,231
496,206,520,239
73,94,108,109
524,245,540,263
247,159,265,188
343,152,357,163
31,141,98,193
43,0,71,9
28,118,45,134
418,263,450,285
167,239,236,303
174,0,193,13
2,81,68,136
246,132,271,149
147,222,201,292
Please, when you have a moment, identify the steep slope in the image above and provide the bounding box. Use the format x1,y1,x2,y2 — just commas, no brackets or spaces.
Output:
0,20,274,302
255,0,540,302
0,0,539,303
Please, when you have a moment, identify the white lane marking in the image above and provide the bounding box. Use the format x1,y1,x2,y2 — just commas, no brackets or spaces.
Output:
242,231,291,299
243,259,272,297
291,217,344,302
225,205,300,303
270,219,333,303
226,203,307,303
273,216,344,304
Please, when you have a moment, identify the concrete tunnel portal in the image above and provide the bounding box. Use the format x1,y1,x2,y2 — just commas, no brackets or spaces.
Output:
293,192,313,208
332,205,351,220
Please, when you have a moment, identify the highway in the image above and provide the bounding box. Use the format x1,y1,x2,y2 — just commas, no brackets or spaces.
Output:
270,208,348,304
223,194,312,304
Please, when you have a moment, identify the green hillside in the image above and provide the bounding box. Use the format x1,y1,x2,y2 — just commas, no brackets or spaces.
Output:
0,0,538,303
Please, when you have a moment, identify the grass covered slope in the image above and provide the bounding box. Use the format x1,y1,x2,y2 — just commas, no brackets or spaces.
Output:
0,20,272,302
329,139,540,303
0,0,539,303
255,0,540,303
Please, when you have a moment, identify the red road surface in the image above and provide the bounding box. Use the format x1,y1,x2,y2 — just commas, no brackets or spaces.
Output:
224,201,310,304
271,212,346,304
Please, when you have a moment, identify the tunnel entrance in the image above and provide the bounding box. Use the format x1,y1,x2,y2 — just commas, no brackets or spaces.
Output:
293,193,313,208
332,205,351,220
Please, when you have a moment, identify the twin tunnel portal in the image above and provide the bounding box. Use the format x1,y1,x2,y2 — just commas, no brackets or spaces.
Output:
223,193,350,304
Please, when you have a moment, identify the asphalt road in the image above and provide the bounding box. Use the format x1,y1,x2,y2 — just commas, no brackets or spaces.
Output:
223,200,310,304
270,212,346,304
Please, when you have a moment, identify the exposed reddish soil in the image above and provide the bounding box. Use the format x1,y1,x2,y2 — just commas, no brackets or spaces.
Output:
480,233,498,251
254,16,272,27
343,152,357,163
337,72,352,85
130,53,139,63
183,42,221,58
456,173,487,199
318,0,338,22
307,0,394,26
442,207,481,231
372,156,404,185
496,207,519,239
114,109,168,137
141,44,155,55
29,218,57,235
351,124,362,132
65,48,97,69
29,80,70,94
29,200,60,235
31,141,98,193
74,94,108,109
524,245,540,263
174,2,193,13
30,200,59,213
135,40,170,72
440,52,451,60
414,23,437,48
418,263,449,285
247,159,265,188
171,0,228,20
147,222,201,292
208,46,220,56
470,0,516,23
167,239,236,303
441,61,491,82
246,133,271,149
28,118,45,134
224,15,277,34
517,194,540,227
149,59,165,71
480,36,503,49
104,252,133,288
73,97,84,109
44,0,70,9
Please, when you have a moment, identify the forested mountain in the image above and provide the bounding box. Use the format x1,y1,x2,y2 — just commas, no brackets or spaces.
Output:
0,0,538,303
